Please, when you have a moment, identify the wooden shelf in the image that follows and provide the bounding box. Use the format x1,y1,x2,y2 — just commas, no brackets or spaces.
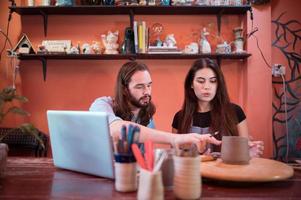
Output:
18,53,251,60
10,5,251,16
18,53,251,81
9,5,251,36
11,4,252,81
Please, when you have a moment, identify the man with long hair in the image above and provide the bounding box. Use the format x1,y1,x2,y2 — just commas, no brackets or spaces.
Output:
90,61,221,148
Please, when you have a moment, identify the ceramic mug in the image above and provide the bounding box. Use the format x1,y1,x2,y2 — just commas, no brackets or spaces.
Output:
137,168,164,200
173,155,201,199
155,148,175,189
114,162,137,192
221,136,250,165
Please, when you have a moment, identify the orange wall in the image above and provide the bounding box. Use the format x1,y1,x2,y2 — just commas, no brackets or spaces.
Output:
0,0,22,125
1,1,274,157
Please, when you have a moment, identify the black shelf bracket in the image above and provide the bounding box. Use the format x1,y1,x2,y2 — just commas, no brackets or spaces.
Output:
217,56,221,67
129,9,134,29
39,57,47,81
217,9,224,36
39,10,48,37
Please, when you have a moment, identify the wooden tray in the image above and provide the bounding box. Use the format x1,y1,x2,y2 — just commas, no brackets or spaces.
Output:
201,158,294,182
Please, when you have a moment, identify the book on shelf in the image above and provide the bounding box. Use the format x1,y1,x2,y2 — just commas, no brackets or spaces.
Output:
148,46,182,54
134,20,148,54
147,51,183,54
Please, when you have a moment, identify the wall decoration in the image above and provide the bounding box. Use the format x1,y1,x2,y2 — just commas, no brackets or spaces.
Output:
272,12,301,161
13,34,35,54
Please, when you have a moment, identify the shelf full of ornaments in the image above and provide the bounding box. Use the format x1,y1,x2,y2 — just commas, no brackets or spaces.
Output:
11,0,251,16
17,22,250,61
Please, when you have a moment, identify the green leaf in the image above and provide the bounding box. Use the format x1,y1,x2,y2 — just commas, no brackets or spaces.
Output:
6,107,29,116
14,95,28,103
19,123,45,149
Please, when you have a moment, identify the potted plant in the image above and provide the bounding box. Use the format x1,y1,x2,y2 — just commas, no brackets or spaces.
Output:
0,86,45,175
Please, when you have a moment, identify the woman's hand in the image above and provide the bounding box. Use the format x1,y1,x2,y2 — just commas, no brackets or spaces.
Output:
173,133,221,153
249,140,264,157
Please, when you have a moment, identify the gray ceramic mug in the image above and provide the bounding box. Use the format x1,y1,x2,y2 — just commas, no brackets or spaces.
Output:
221,136,250,165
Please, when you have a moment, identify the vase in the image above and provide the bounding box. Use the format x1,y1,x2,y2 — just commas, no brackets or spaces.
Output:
0,143,8,177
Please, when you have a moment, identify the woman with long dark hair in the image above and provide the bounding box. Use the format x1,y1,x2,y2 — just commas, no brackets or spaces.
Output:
172,58,263,156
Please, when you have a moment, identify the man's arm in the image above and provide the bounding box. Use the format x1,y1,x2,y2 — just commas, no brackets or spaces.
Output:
110,120,221,149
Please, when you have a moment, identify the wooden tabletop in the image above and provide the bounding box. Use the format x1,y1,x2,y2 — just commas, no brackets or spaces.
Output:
0,157,300,199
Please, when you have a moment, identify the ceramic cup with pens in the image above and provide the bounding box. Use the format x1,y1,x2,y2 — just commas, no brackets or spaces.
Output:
221,136,250,165
114,154,137,192
155,148,175,189
173,155,201,199
137,168,164,200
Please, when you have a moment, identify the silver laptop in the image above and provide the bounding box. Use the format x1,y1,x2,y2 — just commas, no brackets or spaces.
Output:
47,110,115,179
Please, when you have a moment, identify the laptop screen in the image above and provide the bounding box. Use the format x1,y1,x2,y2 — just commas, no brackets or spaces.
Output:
47,110,114,179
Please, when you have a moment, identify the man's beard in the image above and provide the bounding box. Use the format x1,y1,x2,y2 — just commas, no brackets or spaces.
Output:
129,94,152,108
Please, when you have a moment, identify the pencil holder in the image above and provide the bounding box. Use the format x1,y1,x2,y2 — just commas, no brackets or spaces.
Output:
155,148,175,189
114,161,137,192
173,155,201,200
137,168,164,200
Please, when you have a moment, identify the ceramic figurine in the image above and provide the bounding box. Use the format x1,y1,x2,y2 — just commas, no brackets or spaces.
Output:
139,0,147,5
56,0,74,6
233,27,243,39
68,46,80,54
163,34,177,48
82,43,92,54
231,0,242,6
200,28,211,54
216,42,231,54
161,0,170,6
101,31,119,54
91,41,101,54
183,42,199,54
195,0,209,5
233,37,245,53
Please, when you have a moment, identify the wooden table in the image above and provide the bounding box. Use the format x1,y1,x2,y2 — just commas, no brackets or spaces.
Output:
0,157,300,199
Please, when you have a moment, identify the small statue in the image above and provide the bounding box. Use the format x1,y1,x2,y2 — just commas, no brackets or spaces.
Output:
163,34,177,48
200,27,211,54
82,43,92,54
101,31,119,55
139,0,147,5
37,45,48,54
233,37,245,53
183,42,199,54
56,0,74,6
233,27,243,39
216,41,231,54
68,46,80,54
91,41,101,54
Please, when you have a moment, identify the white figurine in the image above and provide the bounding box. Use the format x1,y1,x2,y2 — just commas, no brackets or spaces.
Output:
233,37,245,53
101,31,119,55
68,46,80,54
163,34,177,48
82,43,92,54
91,41,101,54
200,28,211,54
183,42,199,54
216,42,231,54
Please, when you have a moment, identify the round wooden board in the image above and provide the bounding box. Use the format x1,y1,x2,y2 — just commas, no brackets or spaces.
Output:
201,158,294,182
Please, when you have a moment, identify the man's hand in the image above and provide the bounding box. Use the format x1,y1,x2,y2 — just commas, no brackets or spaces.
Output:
249,140,264,157
173,133,221,153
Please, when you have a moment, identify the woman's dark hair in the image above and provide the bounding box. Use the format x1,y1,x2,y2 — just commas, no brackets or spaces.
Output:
113,61,156,126
178,58,238,137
